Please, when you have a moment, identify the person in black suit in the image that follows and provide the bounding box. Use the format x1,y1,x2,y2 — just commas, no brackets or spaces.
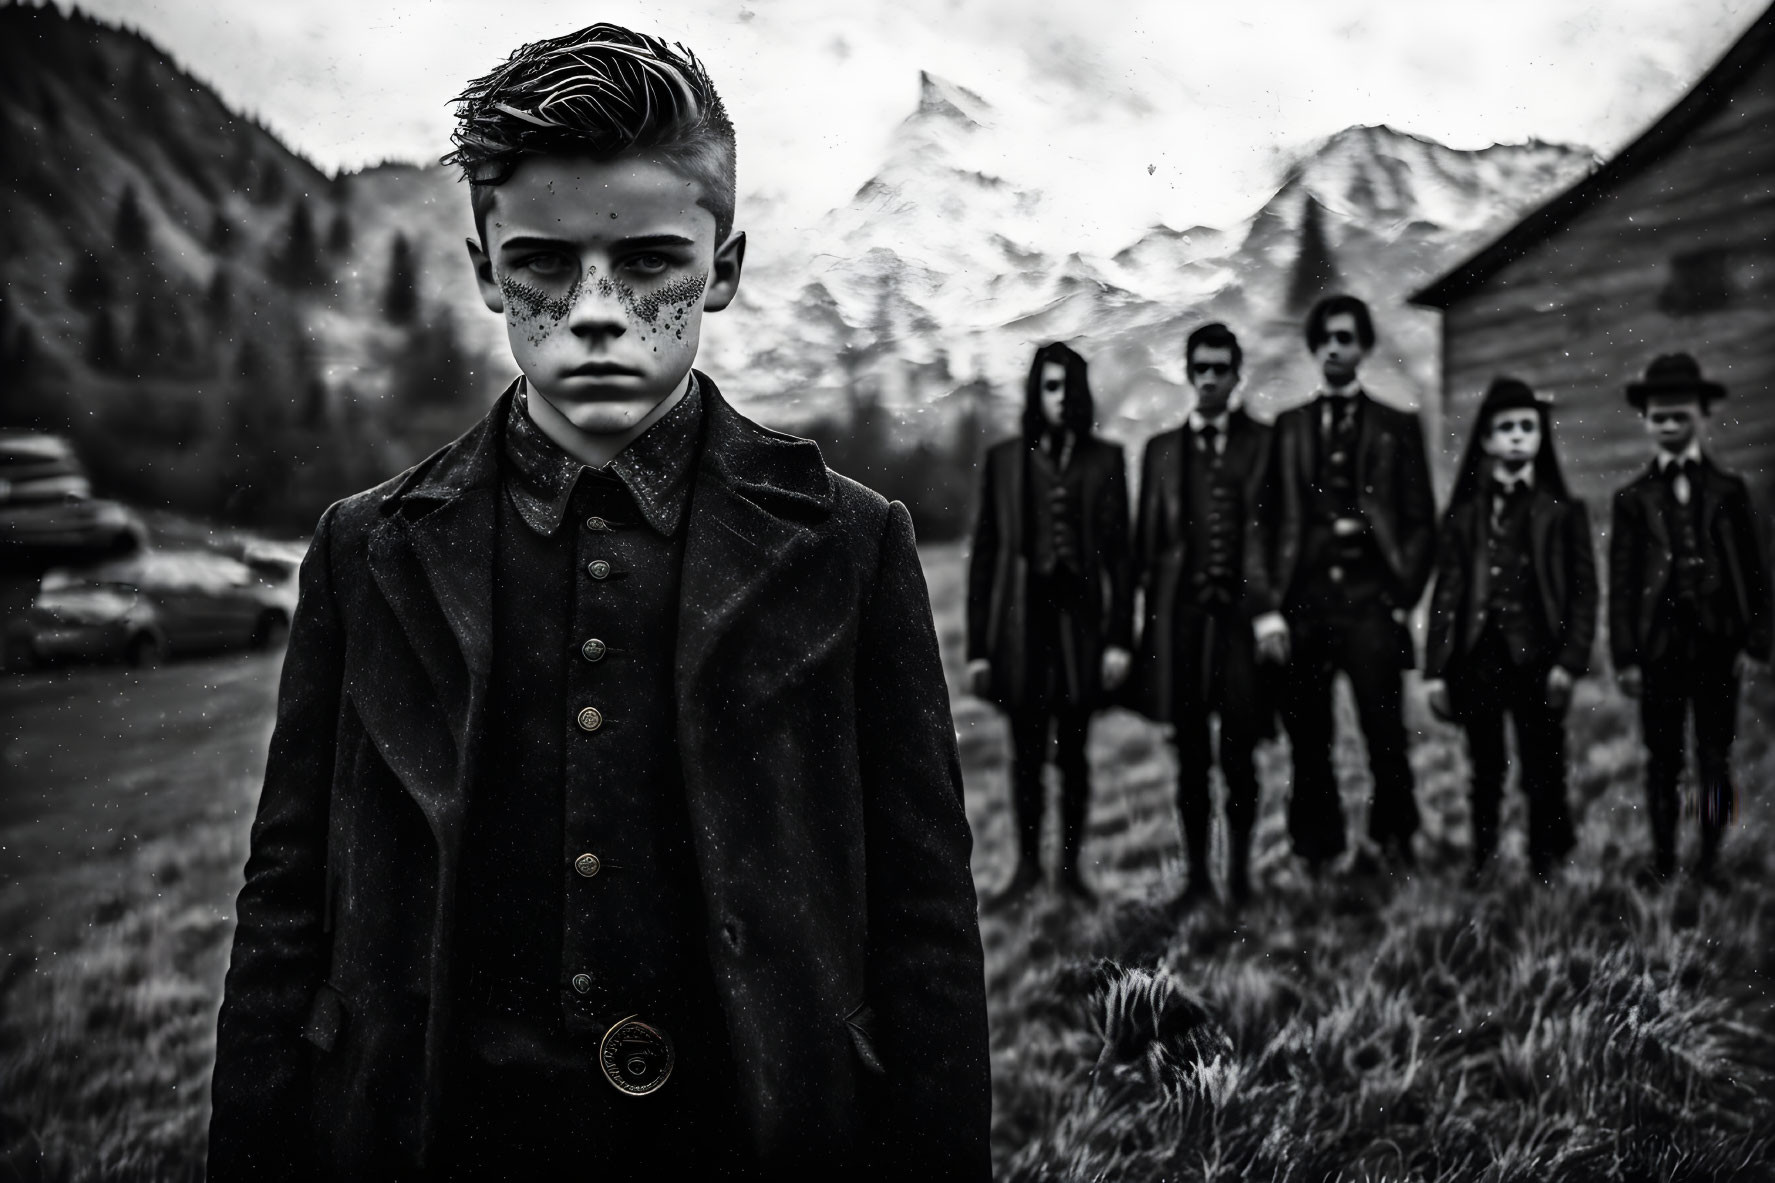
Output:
1254,294,1436,874
210,26,990,1180
1424,377,1597,882
1130,323,1274,906
1610,353,1771,885
968,342,1132,905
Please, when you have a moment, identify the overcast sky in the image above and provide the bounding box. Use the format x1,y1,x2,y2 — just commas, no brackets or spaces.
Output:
76,0,1766,247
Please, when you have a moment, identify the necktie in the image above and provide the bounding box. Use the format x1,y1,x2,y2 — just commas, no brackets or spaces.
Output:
1199,423,1219,455
1668,458,1696,506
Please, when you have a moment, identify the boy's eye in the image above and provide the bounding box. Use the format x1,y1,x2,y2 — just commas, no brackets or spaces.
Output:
520,253,574,278
623,252,672,277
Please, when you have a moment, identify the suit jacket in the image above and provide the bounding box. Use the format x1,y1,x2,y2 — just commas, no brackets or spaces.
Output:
1128,411,1274,719
1425,484,1598,681
208,377,991,1180
1608,456,1772,670
1261,392,1436,618
964,434,1131,710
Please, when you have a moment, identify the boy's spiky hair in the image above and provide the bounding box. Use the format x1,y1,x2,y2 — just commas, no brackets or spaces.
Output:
443,24,737,245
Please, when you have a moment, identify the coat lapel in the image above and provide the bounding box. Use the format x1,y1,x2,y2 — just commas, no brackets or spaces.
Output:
363,389,505,844
675,375,835,709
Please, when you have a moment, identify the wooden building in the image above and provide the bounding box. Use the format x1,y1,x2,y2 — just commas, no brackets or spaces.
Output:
1411,5,1775,503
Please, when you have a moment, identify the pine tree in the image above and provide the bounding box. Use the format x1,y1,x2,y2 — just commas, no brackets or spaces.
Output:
383,232,420,324
124,53,160,122
326,207,353,255
258,159,286,205
205,267,233,323
275,197,325,288
129,294,165,374
67,254,113,306
209,209,234,255
88,310,121,371
1286,195,1341,313
115,184,149,253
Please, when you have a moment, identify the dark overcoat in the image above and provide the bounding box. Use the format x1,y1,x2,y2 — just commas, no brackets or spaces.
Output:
1608,457,1772,670
1424,485,1599,681
1127,411,1276,720
208,377,990,1180
1260,393,1437,627
964,434,1132,710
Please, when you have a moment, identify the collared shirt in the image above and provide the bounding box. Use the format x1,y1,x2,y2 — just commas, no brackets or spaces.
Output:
1491,463,1535,496
1189,410,1230,456
1655,441,1703,506
504,376,704,537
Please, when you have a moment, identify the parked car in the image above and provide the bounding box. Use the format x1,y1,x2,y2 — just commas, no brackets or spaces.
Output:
3,548,292,669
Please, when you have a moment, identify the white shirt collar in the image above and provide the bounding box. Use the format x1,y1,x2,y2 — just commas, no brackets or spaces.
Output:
1492,463,1535,494
1318,380,1362,401
1656,440,1704,470
1189,409,1230,434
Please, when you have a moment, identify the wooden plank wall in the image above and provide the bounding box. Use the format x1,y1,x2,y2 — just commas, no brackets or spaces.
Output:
1437,50,1775,511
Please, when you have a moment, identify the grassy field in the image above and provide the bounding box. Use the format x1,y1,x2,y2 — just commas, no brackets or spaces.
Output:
0,542,1771,1179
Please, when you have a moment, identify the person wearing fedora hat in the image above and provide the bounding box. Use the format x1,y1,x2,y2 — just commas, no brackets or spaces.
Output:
1424,377,1597,883
1610,352,1770,886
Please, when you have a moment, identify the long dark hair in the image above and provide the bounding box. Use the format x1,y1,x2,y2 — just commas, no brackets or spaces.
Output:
1445,391,1571,525
1021,341,1095,443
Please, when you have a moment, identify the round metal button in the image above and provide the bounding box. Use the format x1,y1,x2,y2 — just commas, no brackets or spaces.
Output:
571,973,594,995
599,1016,675,1096
581,637,606,663
577,706,603,732
575,852,602,878
585,516,610,532
586,559,611,580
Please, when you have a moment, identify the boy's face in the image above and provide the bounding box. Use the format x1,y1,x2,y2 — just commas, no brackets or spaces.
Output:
1039,362,1067,427
1187,344,1238,416
1481,408,1541,470
1312,312,1367,387
468,153,745,436
1642,394,1705,454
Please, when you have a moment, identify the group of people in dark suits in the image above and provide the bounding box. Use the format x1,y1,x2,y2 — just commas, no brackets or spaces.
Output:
967,294,1771,909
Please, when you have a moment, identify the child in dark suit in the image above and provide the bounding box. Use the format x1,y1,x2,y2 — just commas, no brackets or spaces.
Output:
1609,353,1770,885
1425,377,1597,882
209,24,989,1180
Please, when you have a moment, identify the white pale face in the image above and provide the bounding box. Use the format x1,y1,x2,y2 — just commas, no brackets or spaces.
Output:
1481,408,1542,470
1039,361,1067,427
1313,312,1367,387
469,153,744,436
1643,394,1704,454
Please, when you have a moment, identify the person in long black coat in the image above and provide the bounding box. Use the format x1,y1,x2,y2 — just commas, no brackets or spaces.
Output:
210,24,988,1181
1129,322,1275,906
1610,353,1771,885
966,342,1132,905
1253,294,1436,873
1424,377,1597,882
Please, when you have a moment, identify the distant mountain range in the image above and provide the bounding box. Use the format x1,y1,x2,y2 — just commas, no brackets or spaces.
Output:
701,73,1598,452
0,4,1597,524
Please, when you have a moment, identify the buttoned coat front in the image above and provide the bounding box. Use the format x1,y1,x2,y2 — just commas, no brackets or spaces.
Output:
1424,485,1599,681
1261,393,1437,621
208,377,991,1180
1127,411,1275,720
964,435,1132,710
1608,458,1772,671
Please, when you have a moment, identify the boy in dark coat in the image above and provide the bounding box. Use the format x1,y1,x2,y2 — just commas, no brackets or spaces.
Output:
1424,377,1597,882
208,25,989,1180
1130,323,1274,906
966,342,1132,905
1610,353,1770,885
1255,295,1436,874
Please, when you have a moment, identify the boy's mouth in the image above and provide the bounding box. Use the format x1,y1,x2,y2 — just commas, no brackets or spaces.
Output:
567,361,644,377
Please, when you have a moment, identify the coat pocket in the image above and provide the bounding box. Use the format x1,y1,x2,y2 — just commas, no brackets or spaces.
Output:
303,982,349,1054
843,999,887,1077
